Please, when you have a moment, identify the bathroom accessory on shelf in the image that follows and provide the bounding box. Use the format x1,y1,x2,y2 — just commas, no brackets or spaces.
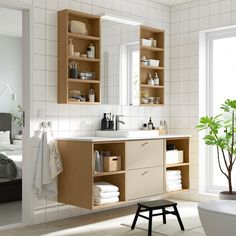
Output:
154,72,160,85
69,61,78,79
141,56,148,65
87,43,95,58
78,71,95,80
166,170,182,192
68,38,74,56
103,156,121,172
70,20,87,35
147,59,160,67
166,150,183,165
147,72,154,86
88,87,95,102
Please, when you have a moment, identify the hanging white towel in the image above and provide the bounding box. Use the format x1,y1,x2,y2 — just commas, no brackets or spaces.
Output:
34,129,62,200
49,140,63,179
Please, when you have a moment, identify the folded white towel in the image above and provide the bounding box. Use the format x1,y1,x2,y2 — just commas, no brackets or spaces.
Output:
166,184,182,192
166,175,181,181
93,181,119,193
166,170,181,174
94,191,120,199
166,179,182,185
94,197,119,205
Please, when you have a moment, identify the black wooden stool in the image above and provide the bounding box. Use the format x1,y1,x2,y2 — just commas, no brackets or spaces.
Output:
131,199,185,236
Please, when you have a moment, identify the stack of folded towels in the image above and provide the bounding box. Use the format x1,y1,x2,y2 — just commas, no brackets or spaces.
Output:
166,170,182,192
93,181,120,206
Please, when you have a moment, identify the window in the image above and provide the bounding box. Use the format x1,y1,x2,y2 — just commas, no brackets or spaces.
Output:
201,28,236,193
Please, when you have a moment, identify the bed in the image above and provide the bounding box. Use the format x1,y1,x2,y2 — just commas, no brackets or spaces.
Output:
0,113,22,203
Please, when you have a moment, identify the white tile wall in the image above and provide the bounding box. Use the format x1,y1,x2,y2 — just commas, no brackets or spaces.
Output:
17,0,170,224
169,0,236,201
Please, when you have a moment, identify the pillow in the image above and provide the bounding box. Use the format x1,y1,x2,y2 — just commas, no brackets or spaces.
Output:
0,131,11,145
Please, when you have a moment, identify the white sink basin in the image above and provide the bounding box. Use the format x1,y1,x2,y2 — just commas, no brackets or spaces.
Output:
95,130,159,138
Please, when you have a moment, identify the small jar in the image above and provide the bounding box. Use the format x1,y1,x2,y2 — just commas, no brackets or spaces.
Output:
154,72,159,85
141,56,148,65
147,72,154,86
88,88,95,102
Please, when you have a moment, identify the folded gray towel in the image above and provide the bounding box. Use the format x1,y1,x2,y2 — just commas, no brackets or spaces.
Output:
0,153,17,180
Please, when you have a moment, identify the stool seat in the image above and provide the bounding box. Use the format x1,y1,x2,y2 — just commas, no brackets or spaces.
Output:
131,199,184,236
138,199,177,209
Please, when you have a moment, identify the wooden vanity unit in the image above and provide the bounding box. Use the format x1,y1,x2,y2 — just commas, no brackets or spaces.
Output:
57,135,190,210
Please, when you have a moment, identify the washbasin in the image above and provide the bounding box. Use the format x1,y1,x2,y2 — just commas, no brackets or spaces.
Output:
95,130,159,138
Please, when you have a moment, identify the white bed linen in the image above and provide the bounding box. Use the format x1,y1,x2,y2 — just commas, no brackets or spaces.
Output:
0,144,22,179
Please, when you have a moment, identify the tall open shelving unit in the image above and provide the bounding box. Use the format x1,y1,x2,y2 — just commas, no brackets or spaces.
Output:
140,26,165,106
58,9,101,104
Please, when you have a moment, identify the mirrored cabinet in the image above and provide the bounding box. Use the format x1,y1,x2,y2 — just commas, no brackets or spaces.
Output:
57,10,165,106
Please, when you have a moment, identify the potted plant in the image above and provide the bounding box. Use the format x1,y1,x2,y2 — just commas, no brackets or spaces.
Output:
197,99,236,200
12,105,23,134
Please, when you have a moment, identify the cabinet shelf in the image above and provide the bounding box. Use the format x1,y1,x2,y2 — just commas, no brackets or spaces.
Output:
68,101,100,105
68,78,100,84
68,56,100,62
94,170,125,177
68,32,100,41
140,103,164,106
141,64,164,70
141,45,164,52
93,201,126,210
167,189,189,194
166,162,189,168
141,84,164,89
58,9,101,104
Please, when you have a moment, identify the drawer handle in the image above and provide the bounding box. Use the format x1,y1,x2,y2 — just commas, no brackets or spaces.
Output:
141,171,148,176
141,142,148,147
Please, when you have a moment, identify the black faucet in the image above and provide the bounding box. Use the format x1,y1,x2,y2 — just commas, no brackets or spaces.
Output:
115,115,125,131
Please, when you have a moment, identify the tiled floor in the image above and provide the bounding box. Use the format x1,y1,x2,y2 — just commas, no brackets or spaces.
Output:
0,200,205,236
0,201,21,226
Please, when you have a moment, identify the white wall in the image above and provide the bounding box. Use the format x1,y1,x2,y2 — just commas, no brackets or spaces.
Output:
169,0,236,201
24,0,170,224
0,35,22,134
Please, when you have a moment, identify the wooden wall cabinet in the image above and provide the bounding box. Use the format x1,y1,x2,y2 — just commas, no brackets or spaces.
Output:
58,10,101,104
140,26,165,106
165,138,190,193
57,137,189,210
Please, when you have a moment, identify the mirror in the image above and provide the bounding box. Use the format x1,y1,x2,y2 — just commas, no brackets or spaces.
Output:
101,17,140,105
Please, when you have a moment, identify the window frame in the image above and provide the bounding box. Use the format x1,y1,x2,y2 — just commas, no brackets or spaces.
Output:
203,27,236,194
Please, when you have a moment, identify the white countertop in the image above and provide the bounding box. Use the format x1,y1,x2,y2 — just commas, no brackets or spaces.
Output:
57,134,191,142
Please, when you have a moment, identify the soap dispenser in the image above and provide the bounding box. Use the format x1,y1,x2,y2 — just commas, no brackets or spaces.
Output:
101,113,108,130
148,117,153,130
68,38,74,56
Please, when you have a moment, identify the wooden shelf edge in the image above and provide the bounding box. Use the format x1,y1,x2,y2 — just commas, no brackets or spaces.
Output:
92,201,126,210
140,103,164,106
68,56,100,62
141,65,164,70
68,101,101,105
141,84,164,89
141,25,165,33
166,189,189,194
68,32,100,41
166,163,189,168
140,45,164,51
68,79,100,84
67,9,101,19
93,170,125,177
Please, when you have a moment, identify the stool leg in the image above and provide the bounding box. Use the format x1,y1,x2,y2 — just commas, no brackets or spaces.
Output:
131,205,141,230
162,208,166,224
148,210,153,236
173,205,185,231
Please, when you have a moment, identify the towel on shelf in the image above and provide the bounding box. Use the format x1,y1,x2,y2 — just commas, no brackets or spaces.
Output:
166,179,182,186
93,181,119,193
94,197,119,206
166,175,181,181
166,170,181,176
94,191,120,199
166,184,182,192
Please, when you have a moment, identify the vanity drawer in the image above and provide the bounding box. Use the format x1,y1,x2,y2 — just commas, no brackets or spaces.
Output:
126,140,163,169
126,167,164,200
